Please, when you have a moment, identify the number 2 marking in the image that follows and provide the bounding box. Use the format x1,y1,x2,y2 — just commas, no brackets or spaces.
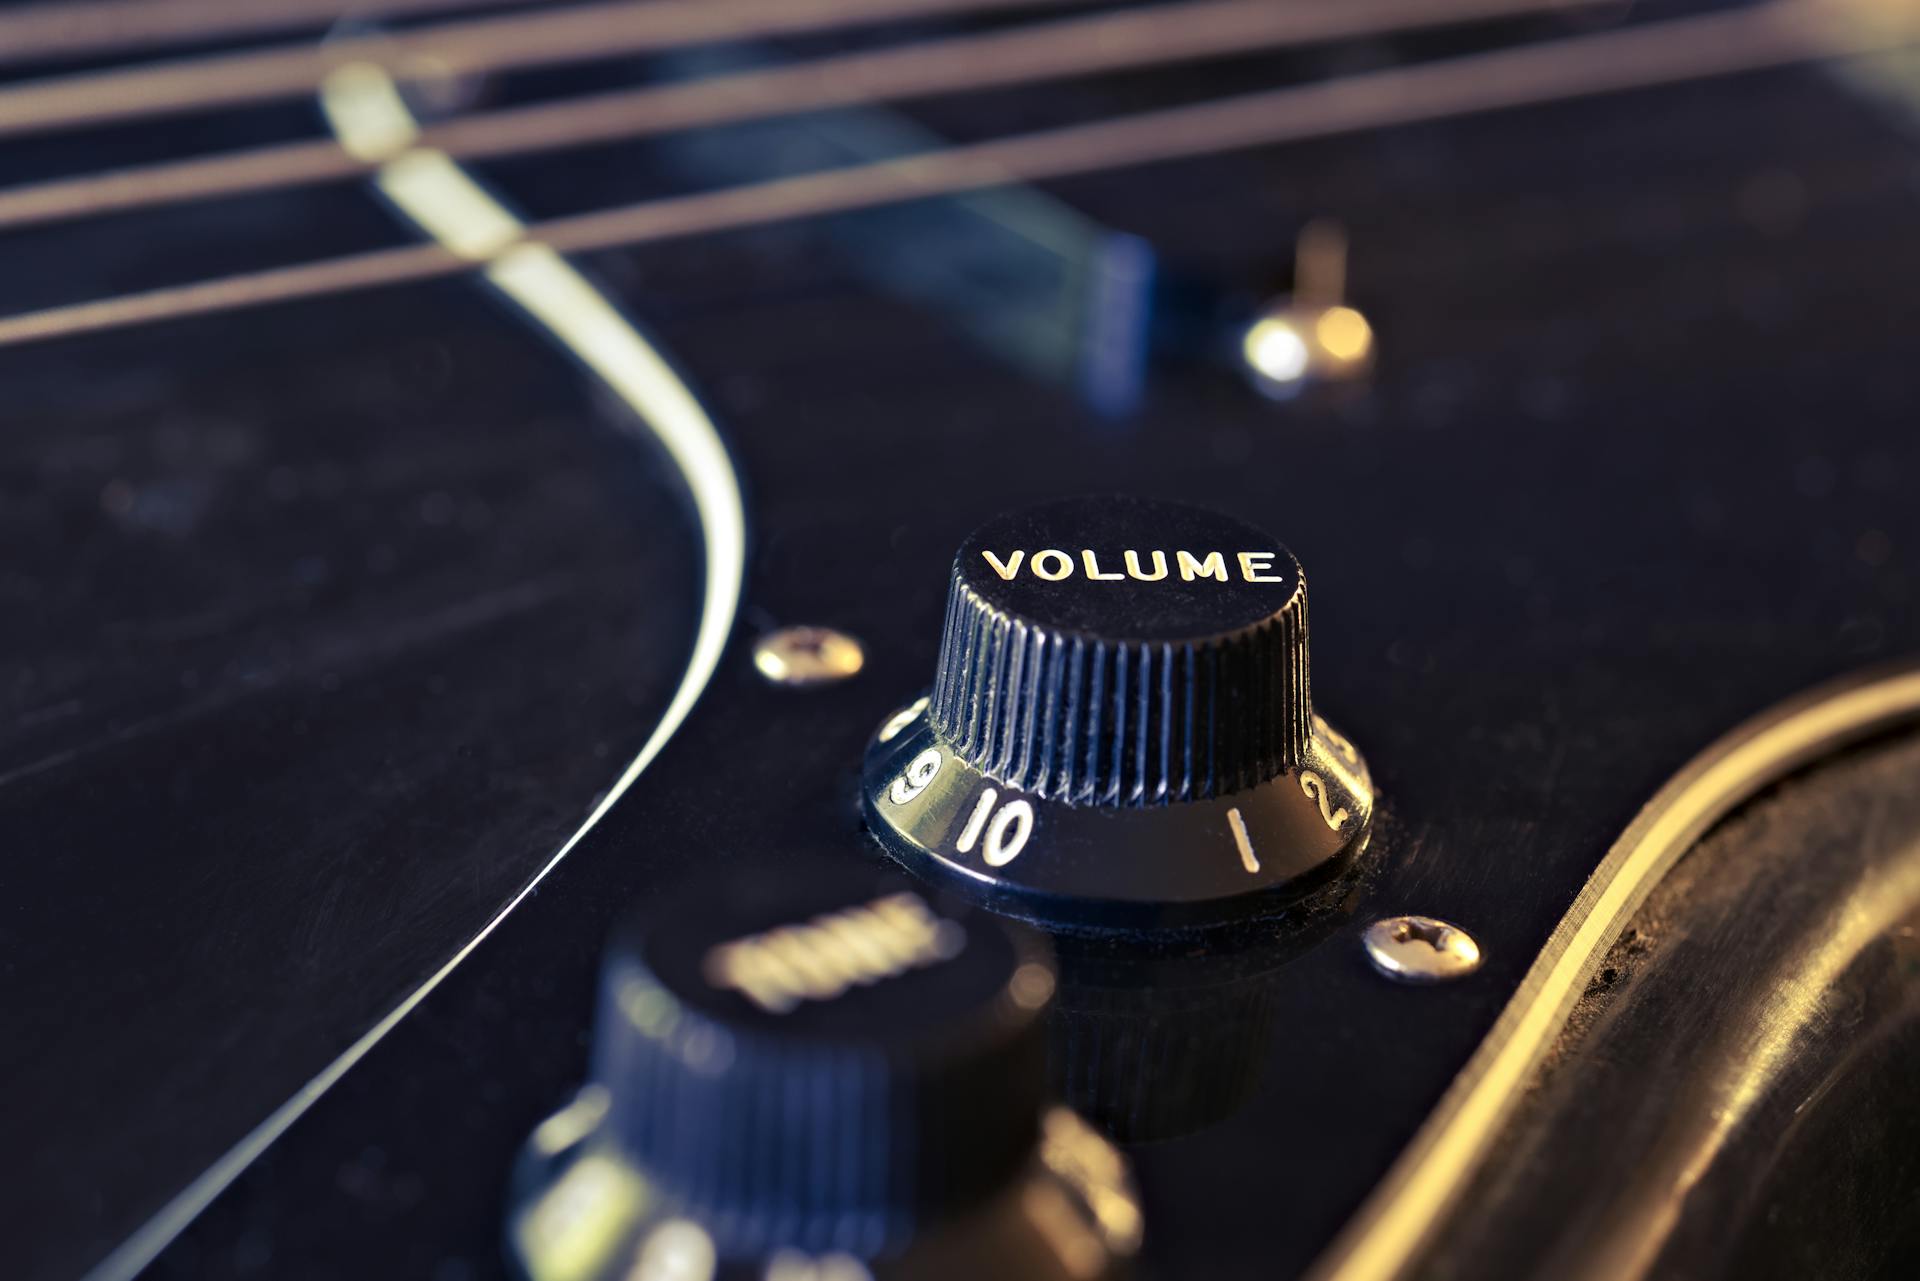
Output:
1298,771,1349,831
955,787,1034,867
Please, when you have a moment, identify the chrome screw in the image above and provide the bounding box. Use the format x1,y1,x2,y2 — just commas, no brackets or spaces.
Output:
1363,915,1483,983
752,625,864,687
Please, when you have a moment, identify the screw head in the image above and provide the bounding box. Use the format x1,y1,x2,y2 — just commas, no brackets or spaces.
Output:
753,626,864,687
1363,915,1482,983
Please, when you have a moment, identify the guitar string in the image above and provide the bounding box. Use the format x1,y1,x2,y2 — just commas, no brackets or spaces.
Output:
0,1,1908,351
0,0,1604,233
0,0,563,67
0,0,1095,138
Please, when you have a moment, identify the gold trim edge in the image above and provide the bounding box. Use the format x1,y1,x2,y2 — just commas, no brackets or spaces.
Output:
1306,657,1920,1281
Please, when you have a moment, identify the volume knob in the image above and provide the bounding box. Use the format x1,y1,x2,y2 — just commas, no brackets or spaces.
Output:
863,496,1373,930
931,496,1311,804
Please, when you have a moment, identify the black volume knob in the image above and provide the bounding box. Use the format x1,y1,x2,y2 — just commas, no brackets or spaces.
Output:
508,864,1141,1281
931,497,1311,803
863,496,1373,929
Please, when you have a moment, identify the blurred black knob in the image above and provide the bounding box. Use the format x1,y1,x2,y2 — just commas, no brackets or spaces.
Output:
592,869,1053,1255
864,496,1373,930
508,866,1142,1281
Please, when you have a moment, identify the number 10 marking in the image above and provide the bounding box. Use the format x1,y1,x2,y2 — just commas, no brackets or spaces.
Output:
955,787,1034,867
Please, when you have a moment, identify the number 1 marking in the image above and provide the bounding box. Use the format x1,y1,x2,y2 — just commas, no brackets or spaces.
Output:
1227,807,1260,874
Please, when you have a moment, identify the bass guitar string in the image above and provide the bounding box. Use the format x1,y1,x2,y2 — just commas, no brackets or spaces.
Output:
0,1,1909,350
0,0,562,68
0,0,1602,232
0,0,1095,138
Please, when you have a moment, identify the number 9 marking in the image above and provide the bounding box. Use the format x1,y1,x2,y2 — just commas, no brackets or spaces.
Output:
889,748,943,805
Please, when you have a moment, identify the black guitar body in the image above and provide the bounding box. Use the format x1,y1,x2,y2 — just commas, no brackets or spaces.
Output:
4,5,1919,1280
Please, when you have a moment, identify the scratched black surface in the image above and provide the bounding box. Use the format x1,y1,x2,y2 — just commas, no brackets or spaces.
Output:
0,13,1916,1281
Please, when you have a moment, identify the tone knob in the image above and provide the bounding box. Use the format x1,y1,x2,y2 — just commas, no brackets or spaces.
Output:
862,496,1373,929
507,864,1142,1280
